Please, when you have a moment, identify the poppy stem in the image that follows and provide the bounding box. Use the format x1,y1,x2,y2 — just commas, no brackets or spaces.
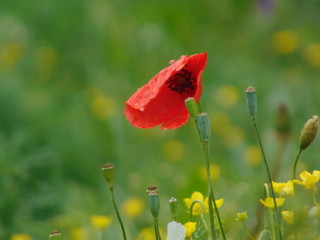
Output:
153,217,162,240
203,140,226,240
109,187,127,240
252,118,282,240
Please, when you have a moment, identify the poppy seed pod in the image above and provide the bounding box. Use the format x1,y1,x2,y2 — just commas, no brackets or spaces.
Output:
299,115,319,150
49,230,62,240
102,163,115,187
147,186,160,218
245,86,257,119
169,197,178,218
196,113,210,142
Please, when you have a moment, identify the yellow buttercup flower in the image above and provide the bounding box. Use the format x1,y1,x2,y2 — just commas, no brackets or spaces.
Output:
282,211,294,224
70,227,86,240
90,215,112,230
244,146,262,167
260,197,285,209
90,94,116,120
272,180,294,197
137,228,155,240
121,197,144,218
215,85,240,107
303,43,320,66
198,164,220,182
184,192,205,215
294,170,320,190
236,212,248,222
184,192,223,215
0,42,23,69
184,222,196,237
10,233,32,240
272,30,299,54
163,139,185,162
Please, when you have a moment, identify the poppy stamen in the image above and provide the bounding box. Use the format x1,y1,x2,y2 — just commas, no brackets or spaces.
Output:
166,69,196,95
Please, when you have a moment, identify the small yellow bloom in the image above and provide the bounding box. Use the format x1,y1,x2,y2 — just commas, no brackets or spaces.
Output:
0,42,23,69
215,85,240,107
303,43,320,66
272,180,294,197
184,192,223,215
122,197,144,218
184,192,205,215
260,197,285,209
162,140,185,162
10,233,32,240
282,211,294,224
184,222,196,237
236,212,248,222
210,112,231,136
222,126,244,147
90,215,112,230
90,94,116,120
293,170,320,190
137,228,155,240
70,227,86,240
198,164,220,182
272,30,299,54
244,146,262,167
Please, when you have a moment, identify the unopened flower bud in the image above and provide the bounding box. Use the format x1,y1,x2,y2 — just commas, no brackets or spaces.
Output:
185,97,200,119
245,86,257,119
147,185,160,218
299,115,318,150
49,230,62,240
196,113,210,142
102,163,115,187
169,197,177,218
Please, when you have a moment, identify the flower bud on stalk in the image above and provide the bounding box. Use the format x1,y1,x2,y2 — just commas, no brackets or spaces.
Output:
169,197,177,219
185,97,200,119
147,185,160,218
299,115,319,150
49,230,62,240
245,86,257,119
102,163,115,188
196,113,210,142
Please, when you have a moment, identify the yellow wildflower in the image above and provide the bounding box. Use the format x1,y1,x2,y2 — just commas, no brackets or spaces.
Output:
90,215,112,230
236,212,248,222
90,94,116,120
0,42,23,69
184,222,196,237
303,43,320,66
272,180,294,197
10,233,32,240
121,197,144,218
260,197,285,209
70,227,86,240
294,170,320,190
137,228,155,240
184,192,223,215
282,211,294,224
198,164,220,182
215,85,240,107
272,30,299,54
163,140,185,162
244,146,262,167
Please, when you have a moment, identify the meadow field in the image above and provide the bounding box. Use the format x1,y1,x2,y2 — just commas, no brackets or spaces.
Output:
1,0,320,239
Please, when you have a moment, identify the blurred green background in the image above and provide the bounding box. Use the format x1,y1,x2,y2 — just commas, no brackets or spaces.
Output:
1,0,320,239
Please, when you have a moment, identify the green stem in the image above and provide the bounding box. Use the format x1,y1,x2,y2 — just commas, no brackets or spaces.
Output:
241,222,254,240
292,148,302,180
312,191,320,208
110,187,127,240
153,217,162,240
203,140,226,240
252,118,282,240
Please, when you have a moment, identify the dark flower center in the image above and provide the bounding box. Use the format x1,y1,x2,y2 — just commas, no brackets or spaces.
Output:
165,69,196,95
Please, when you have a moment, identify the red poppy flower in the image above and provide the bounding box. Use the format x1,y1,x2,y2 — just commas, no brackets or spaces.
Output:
124,52,207,129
